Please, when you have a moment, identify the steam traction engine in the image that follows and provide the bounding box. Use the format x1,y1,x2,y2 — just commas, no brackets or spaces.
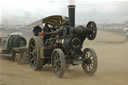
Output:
28,5,98,77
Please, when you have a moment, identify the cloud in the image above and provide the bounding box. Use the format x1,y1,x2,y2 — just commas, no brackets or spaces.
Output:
0,0,128,25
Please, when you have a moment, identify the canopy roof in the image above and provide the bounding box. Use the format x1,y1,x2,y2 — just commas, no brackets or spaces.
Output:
28,15,69,29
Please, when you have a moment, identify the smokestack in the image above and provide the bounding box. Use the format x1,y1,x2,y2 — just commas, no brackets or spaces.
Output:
68,5,75,27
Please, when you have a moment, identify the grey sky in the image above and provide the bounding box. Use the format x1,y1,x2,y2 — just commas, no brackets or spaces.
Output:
0,0,128,25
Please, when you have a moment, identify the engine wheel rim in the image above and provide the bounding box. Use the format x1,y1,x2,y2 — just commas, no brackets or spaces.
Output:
82,48,97,75
29,39,37,68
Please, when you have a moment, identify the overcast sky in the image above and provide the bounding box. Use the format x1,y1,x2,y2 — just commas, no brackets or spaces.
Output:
0,0,128,25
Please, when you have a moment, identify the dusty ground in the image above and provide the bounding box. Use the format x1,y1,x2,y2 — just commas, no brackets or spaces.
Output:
0,30,128,85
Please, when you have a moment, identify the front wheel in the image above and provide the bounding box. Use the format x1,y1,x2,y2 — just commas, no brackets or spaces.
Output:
51,49,66,78
82,48,98,75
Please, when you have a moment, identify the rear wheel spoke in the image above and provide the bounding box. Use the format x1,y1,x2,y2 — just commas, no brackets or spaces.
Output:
30,44,35,49
32,60,37,67
31,57,35,62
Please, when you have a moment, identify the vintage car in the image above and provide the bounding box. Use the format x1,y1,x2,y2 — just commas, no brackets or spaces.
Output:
0,32,28,64
28,5,98,77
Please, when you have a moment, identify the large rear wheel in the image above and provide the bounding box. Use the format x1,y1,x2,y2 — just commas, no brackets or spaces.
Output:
82,48,98,75
51,49,66,78
28,37,44,70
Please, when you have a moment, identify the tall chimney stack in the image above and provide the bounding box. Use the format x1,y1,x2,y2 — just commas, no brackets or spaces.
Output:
68,5,76,27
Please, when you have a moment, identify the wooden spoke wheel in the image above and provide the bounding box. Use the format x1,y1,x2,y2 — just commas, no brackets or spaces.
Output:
82,48,98,75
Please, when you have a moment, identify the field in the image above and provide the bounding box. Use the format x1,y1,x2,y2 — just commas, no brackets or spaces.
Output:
0,30,128,85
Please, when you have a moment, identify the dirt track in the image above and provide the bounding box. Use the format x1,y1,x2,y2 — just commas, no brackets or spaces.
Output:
0,31,128,85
